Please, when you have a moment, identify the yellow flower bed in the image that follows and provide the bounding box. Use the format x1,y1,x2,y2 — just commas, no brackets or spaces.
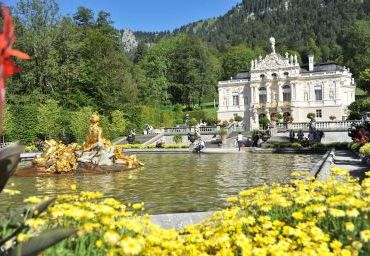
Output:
359,143,370,156
15,168,370,255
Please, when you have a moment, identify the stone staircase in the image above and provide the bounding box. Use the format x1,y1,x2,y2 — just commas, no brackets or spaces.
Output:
113,134,158,145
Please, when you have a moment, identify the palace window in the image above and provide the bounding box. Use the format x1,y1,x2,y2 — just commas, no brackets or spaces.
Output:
259,87,267,104
232,93,239,106
282,85,291,102
316,109,322,118
314,85,323,101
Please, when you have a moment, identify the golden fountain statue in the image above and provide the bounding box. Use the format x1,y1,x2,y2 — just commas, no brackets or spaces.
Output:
33,140,78,173
78,113,144,168
33,113,143,173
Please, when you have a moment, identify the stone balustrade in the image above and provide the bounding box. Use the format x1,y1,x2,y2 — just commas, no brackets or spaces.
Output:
164,126,219,135
276,120,361,132
0,142,14,149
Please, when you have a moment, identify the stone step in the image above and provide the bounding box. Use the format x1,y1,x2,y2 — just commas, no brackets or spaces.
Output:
113,134,158,145
265,136,291,144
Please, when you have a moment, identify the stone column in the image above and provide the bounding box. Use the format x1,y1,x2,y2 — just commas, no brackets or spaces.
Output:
292,83,296,101
266,84,271,104
322,82,326,100
251,86,254,104
278,83,283,105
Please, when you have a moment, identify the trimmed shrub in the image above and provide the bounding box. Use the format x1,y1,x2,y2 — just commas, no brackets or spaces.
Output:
307,112,316,119
351,142,363,152
290,142,303,149
173,134,183,144
187,118,198,127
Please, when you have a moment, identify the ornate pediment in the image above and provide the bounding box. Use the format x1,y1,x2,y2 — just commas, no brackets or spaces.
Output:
252,52,298,71
250,37,299,71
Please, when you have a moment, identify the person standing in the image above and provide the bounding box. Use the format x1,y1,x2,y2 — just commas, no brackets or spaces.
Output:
237,132,243,151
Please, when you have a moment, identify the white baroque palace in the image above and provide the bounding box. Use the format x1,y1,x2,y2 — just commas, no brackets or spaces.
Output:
217,37,356,131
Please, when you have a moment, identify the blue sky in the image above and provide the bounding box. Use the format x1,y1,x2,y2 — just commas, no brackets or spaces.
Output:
3,0,241,31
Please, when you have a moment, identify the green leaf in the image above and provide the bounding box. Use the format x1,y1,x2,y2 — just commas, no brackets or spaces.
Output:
8,228,76,256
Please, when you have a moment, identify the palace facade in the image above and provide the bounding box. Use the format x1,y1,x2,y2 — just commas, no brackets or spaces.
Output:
217,38,356,131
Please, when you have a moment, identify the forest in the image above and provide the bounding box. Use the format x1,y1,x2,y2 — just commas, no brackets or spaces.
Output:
2,0,370,144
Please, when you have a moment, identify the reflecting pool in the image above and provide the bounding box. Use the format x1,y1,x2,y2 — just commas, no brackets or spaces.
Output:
1,153,322,214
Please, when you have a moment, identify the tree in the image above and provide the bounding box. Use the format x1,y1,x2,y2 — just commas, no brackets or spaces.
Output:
343,21,370,77
108,110,127,140
167,35,221,106
2,105,14,141
69,107,94,143
10,0,60,96
133,41,148,64
96,11,112,26
73,6,94,26
359,68,370,92
8,104,39,144
37,99,62,139
222,45,265,80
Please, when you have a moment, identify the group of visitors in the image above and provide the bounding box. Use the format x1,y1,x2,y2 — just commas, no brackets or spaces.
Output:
145,124,154,135
155,137,165,148
234,132,260,151
127,129,136,144
289,128,325,147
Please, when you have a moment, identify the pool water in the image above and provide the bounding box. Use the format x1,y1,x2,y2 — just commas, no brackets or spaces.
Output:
0,153,322,214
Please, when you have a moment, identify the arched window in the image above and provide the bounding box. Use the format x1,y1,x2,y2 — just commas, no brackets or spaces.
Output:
282,85,291,102
315,85,323,101
259,87,267,103
232,92,239,106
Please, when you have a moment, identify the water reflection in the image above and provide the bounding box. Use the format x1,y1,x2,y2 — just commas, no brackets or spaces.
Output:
0,153,322,214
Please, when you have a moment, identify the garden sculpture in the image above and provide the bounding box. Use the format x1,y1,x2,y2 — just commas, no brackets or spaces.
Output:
114,146,144,168
33,140,78,173
78,114,143,168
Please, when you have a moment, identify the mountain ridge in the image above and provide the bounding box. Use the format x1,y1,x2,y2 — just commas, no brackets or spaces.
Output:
126,0,369,58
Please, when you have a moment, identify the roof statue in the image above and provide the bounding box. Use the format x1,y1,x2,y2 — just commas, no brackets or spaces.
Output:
269,37,276,53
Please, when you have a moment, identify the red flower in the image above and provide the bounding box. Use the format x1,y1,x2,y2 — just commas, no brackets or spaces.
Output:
0,6,30,104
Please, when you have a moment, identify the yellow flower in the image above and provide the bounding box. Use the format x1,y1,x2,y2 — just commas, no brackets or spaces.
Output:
103,230,120,245
339,249,352,256
25,218,46,230
119,237,143,255
24,196,42,204
352,241,362,250
329,208,345,217
226,196,238,203
330,240,342,249
17,233,30,242
360,230,370,243
132,203,144,210
345,222,355,232
292,211,304,220
70,184,77,191
3,189,21,195
346,208,359,217
96,240,102,248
